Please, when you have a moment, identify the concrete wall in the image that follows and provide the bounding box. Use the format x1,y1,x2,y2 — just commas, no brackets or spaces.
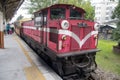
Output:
0,11,4,48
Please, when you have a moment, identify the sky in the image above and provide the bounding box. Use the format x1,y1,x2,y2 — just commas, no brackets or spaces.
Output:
10,0,118,23
10,0,103,23
10,0,31,23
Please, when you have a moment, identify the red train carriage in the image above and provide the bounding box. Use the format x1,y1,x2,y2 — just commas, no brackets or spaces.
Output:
20,4,99,80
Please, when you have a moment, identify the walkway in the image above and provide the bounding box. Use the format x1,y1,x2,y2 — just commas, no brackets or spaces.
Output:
0,34,62,80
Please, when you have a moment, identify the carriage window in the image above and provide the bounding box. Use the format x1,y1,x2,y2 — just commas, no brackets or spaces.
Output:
50,8,65,19
43,10,47,25
44,15,47,25
34,13,43,27
70,8,82,19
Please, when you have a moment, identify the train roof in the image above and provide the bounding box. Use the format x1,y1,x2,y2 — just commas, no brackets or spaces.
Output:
34,4,86,14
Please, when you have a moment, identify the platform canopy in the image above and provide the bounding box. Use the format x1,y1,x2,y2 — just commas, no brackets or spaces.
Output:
0,0,24,48
0,0,24,20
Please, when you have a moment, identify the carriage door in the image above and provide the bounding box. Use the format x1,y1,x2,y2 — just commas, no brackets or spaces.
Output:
42,10,48,46
34,12,43,44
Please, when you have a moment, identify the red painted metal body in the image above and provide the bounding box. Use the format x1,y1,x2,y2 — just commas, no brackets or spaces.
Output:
22,4,98,55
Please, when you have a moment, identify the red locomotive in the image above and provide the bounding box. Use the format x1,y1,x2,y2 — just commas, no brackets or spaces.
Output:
18,4,99,80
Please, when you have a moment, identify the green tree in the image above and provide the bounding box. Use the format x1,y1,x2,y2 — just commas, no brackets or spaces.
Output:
24,0,94,20
24,0,56,14
16,15,23,21
57,0,95,20
112,0,120,46
80,1,95,20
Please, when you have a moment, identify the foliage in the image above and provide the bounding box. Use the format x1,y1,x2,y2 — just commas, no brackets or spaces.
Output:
96,40,120,75
16,15,23,21
24,0,57,14
23,0,95,20
112,0,120,46
112,28,120,46
58,0,95,20
80,1,95,20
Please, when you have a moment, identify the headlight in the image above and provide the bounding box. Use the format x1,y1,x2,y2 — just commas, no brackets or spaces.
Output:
94,23,99,31
61,20,69,29
62,35,67,41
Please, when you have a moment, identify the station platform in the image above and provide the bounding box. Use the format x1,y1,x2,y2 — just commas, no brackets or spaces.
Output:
0,34,62,80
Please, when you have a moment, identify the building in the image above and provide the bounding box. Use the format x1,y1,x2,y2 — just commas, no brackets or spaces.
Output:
99,25,115,39
91,0,118,25
91,0,118,40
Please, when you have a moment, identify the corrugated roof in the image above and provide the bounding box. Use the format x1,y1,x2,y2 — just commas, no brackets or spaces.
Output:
0,0,24,20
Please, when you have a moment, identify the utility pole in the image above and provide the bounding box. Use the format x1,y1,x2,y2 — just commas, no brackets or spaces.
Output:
0,11,4,48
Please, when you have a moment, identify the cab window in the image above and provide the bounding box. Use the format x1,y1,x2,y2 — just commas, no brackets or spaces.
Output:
50,8,65,19
43,10,47,25
70,8,82,19
34,13,43,27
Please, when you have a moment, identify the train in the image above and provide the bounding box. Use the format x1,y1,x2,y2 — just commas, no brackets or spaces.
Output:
15,4,100,80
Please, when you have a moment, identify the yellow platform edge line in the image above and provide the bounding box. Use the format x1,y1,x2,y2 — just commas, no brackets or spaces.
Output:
14,36,46,80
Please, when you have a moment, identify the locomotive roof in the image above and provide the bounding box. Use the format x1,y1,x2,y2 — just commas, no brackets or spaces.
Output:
34,4,86,14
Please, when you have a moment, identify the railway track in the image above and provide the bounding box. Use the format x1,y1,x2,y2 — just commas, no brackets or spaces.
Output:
62,72,99,80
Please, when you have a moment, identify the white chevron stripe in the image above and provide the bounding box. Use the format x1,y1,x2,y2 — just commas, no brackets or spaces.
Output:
59,30,98,48
23,26,98,48
23,26,36,30
58,30,81,47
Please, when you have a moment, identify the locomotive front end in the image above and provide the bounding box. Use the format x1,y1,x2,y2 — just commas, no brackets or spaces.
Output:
52,5,100,79
57,7,99,54
57,19,100,79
